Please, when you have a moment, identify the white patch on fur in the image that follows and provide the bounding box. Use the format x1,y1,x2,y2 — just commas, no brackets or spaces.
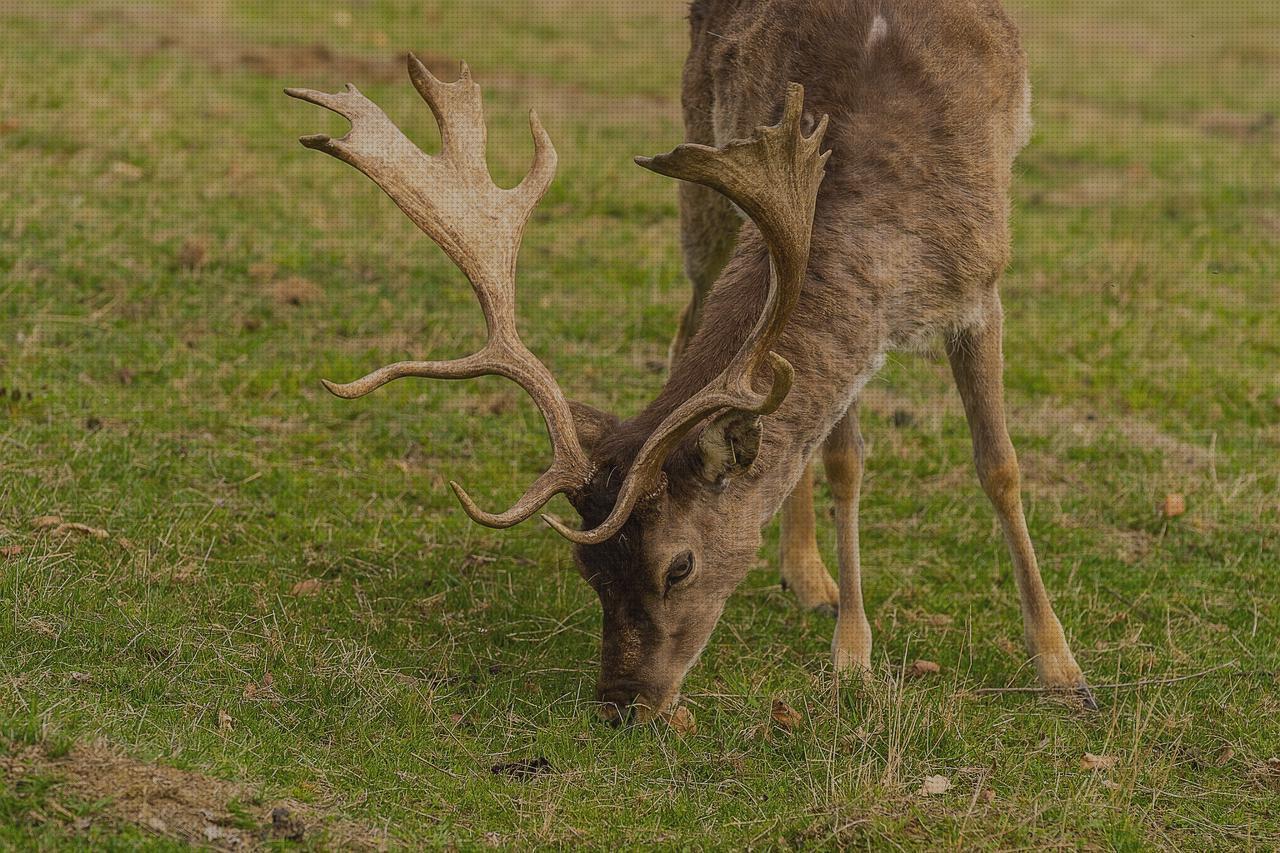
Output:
866,14,888,50
1012,75,1034,157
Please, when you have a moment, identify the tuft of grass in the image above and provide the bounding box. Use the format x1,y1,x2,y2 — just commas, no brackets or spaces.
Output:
0,0,1277,848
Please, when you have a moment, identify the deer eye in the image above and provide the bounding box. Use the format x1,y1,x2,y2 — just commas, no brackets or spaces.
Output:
666,551,694,589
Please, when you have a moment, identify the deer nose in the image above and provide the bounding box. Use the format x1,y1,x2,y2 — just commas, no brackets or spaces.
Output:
597,683,655,726
596,686,637,726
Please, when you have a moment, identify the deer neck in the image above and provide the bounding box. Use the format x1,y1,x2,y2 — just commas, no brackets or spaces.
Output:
599,228,863,522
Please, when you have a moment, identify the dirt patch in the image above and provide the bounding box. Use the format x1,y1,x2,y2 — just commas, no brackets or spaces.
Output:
270,275,325,307
860,381,1212,474
1,740,390,850
1198,109,1278,142
1027,399,1212,472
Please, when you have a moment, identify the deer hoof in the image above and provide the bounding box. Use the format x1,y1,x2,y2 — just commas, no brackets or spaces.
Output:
1073,681,1099,712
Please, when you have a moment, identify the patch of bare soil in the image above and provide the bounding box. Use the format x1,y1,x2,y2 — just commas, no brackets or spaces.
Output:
1,740,390,850
1198,109,1278,141
1026,399,1212,472
860,383,1211,475
270,275,325,307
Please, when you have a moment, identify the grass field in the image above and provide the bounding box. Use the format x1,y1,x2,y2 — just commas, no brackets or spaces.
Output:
2,0,1278,847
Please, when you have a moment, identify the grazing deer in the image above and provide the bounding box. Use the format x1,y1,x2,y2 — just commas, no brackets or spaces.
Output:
287,0,1091,723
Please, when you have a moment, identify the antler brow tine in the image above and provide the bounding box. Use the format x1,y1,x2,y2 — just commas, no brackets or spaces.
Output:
288,55,590,528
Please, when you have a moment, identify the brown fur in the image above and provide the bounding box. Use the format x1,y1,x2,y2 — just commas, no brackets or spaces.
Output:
293,0,1088,723
574,0,1089,721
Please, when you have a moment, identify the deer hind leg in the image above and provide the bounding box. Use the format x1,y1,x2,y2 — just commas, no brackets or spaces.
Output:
946,300,1093,705
779,461,840,615
824,406,871,674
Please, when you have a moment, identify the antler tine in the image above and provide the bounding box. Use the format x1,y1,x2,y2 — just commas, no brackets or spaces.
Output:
548,83,829,544
288,57,590,529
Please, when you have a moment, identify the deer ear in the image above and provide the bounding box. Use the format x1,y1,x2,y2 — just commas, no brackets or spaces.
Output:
696,411,762,488
569,401,620,456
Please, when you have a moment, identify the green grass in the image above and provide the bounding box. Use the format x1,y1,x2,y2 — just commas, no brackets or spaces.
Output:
2,0,1278,847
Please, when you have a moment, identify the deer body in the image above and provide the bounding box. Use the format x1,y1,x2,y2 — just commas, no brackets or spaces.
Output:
289,0,1088,726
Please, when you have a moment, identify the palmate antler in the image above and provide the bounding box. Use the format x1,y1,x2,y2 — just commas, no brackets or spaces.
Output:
548,85,830,544
288,58,828,542
286,56,591,527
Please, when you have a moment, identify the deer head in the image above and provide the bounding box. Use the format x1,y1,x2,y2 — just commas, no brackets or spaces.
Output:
287,56,827,723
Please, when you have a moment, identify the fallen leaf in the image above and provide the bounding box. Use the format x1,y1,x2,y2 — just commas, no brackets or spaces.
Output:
172,562,200,583
1,545,22,558
242,673,275,700
908,659,941,678
662,705,697,736
770,699,802,732
1214,746,1236,766
217,709,234,733
1080,752,1118,771
28,617,58,637
1162,493,1186,518
920,774,952,795
978,788,996,804
33,516,63,530
69,671,93,684
290,578,323,597
52,523,109,539
490,757,552,779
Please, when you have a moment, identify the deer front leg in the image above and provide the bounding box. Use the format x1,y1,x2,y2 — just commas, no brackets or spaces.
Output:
946,301,1093,707
824,406,871,674
779,462,840,615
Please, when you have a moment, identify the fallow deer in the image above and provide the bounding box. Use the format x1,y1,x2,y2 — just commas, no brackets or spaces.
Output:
287,0,1092,724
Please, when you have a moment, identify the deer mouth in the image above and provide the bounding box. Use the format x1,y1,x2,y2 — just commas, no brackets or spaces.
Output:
596,685,676,726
